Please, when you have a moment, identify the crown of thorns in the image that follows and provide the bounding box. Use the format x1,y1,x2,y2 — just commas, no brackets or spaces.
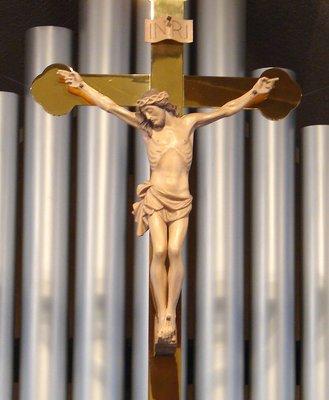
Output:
136,91,169,108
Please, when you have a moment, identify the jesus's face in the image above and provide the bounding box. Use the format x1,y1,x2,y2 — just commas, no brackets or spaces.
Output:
142,105,166,129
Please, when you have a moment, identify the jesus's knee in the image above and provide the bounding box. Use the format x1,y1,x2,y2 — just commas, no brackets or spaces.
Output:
168,244,181,261
153,243,167,262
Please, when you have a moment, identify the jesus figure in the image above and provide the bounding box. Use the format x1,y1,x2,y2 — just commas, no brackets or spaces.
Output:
57,69,277,347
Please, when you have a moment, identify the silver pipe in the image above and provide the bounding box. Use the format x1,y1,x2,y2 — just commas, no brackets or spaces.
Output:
132,1,151,399
302,125,329,400
251,68,295,400
73,1,131,399
20,27,72,400
195,1,245,399
0,92,18,400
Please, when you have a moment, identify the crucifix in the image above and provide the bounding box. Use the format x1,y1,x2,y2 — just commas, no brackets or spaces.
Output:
31,0,301,395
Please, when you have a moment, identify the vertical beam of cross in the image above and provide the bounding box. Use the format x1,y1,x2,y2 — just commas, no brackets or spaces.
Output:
148,3,187,400
150,0,185,112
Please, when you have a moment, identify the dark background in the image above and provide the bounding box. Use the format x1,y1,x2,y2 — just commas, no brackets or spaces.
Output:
0,0,328,128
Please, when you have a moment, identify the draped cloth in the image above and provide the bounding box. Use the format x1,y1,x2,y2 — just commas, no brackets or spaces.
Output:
132,180,193,236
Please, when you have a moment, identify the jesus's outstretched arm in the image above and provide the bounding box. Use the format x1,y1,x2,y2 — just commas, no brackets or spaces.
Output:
57,69,143,130
186,76,279,130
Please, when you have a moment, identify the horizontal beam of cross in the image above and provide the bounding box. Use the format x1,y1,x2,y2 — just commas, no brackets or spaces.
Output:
31,64,301,120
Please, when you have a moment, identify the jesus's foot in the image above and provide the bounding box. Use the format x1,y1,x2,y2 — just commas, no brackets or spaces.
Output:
158,313,176,343
154,313,166,341
154,312,177,355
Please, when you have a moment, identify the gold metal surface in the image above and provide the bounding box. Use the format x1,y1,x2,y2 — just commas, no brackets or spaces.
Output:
31,64,150,116
150,0,185,113
256,68,302,120
149,0,186,16
149,298,182,400
31,65,301,120
184,68,302,120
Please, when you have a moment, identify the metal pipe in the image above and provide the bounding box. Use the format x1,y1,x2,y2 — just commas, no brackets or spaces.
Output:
132,1,151,399
251,68,295,400
195,1,245,398
73,1,131,399
20,26,72,400
302,125,329,400
0,92,18,400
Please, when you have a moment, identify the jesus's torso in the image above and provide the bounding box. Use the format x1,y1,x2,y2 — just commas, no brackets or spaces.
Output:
145,119,194,195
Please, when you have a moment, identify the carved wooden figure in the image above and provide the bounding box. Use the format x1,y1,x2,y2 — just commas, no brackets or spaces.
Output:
57,69,278,348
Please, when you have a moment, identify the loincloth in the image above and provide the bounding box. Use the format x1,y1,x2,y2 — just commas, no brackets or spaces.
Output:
132,180,193,236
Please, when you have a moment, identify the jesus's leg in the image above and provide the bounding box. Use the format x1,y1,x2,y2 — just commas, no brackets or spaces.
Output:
164,216,189,339
148,212,168,339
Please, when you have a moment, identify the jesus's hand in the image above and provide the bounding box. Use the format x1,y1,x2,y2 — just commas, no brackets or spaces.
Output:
57,69,84,88
252,76,279,96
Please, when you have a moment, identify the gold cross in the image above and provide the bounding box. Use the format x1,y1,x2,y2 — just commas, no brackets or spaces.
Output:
30,1,301,398
31,1,301,119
